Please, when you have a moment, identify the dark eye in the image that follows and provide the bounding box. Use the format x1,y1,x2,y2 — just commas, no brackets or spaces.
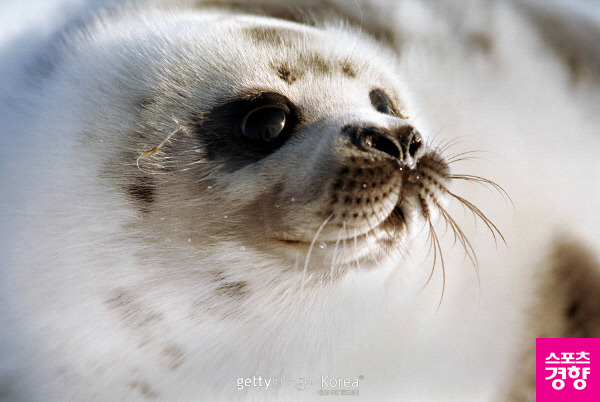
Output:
241,106,287,142
369,89,395,115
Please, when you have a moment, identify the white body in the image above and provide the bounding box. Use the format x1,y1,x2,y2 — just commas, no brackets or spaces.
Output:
1,0,599,400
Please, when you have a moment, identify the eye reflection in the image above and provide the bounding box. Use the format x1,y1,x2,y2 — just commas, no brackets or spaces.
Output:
241,107,287,142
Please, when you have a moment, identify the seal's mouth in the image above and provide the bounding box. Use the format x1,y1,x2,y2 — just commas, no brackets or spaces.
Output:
274,202,409,249
269,154,455,262
267,149,506,275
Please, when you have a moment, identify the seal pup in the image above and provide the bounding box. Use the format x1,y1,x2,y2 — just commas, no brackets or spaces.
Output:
0,1,492,399
3,0,599,400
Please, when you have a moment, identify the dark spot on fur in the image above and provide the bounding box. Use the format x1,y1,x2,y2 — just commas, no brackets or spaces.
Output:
244,28,363,79
565,55,584,85
105,290,164,330
208,269,227,284
467,32,493,54
194,280,249,319
26,55,57,79
136,96,155,111
546,240,600,337
215,281,248,298
127,176,156,213
205,0,397,47
341,61,357,77
507,239,600,396
274,63,297,84
419,196,430,218
299,53,331,75
566,300,580,318
161,345,186,371
129,381,159,399
246,26,291,46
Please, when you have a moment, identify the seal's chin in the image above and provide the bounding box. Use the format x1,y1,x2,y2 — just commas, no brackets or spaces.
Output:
272,202,415,266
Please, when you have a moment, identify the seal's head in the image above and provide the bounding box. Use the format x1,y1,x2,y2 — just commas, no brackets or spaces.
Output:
101,13,454,278
61,10,453,280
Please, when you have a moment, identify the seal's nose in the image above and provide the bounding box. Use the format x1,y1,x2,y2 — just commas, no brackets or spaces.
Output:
355,126,401,159
397,125,424,165
346,124,424,165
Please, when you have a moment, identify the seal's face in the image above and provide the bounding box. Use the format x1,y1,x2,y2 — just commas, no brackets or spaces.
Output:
114,15,452,274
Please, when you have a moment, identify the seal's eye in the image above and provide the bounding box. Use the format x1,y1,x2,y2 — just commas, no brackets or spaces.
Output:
241,107,287,142
231,92,296,152
369,89,395,115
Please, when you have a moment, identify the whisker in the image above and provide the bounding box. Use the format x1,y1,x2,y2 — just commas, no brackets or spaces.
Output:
437,204,478,268
421,218,438,291
435,136,469,155
342,221,348,272
425,127,444,150
416,163,508,248
370,206,395,258
353,229,360,271
448,174,513,209
415,136,508,309
446,150,490,163
330,224,345,279
429,219,446,312
447,191,507,247
446,156,486,165
407,108,425,127
301,214,333,294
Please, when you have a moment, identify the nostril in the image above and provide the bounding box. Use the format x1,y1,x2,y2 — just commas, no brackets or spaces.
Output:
408,131,423,158
397,126,423,159
359,129,401,159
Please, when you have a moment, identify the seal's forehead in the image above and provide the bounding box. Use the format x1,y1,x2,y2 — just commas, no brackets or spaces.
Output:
244,26,359,83
182,15,405,115
243,25,326,49
234,21,370,77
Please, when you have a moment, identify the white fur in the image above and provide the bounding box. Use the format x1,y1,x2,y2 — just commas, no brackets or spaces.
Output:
1,0,599,401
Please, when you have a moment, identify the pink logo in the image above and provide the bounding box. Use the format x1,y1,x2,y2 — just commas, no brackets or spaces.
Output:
537,338,599,401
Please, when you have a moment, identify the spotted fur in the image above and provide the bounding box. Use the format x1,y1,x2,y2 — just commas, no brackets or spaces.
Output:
1,0,599,401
